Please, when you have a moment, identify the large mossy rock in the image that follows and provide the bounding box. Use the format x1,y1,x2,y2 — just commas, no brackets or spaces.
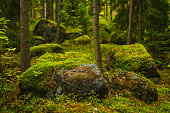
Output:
110,71,158,103
19,58,108,99
30,44,64,57
33,19,66,43
107,43,160,78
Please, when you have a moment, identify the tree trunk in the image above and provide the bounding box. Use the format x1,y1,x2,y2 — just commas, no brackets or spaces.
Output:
138,0,142,43
20,0,31,73
127,0,133,45
93,0,103,73
51,0,54,20
40,0,45,18
106,0,107,20
56,0,60,43
110,0,112,21
47,0,51,19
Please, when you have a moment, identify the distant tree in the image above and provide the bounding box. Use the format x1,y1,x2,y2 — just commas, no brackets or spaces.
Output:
113,0,169,43
40,0,45,18
93,0,103,72
51,0,54,20
20,0,31,73
127,0,133,45
56,0,61,43
138,0,142,43
110,0,113,21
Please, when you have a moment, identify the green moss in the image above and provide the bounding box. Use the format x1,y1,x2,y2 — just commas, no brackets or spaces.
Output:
34,36,45,41
32,53,66,65
109,43,154,72
32,52,91,65
66,27,83,34
20,62,57,93
56,58,91,70
30,44,64,57
72,35,91,45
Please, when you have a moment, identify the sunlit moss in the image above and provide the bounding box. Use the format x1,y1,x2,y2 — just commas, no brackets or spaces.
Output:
20,62,57,97
108,43,159,78
72,35,92,45
30,44,64,57
56,58,91,70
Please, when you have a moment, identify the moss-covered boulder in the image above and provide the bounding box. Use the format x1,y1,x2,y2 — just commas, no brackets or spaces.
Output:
72,35,91,45
65,28,84,40
55,63,108,98
33,18,66,43
19,62,57,98
30,44,64,57
107,43,160,78
20,58,108,99
110,71,158,103
32,52,91,65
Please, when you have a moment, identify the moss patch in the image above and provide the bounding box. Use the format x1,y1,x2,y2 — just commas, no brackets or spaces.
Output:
20,62,57,97
56,58,91,70
30,44,64,57
108,43,159,78
72,35,91,45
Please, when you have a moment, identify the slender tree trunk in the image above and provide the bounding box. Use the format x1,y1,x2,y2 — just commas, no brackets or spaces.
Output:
106,0,107,20
56,0,60,43
127,0,133,45
93,0,103,73
47,0,51,19
20,0,31,73
138,0,142,43
51,0,54,20
104,1,105,18
45,1,47,18
40,0,45,18
110,0,112,21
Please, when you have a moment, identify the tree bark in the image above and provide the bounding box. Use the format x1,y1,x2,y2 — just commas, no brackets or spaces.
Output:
93,0,103,73
51,0,54,20
47,0,51,19
56,0,60,43
20,0,31,73
127,0,133,45
110,0,112,21
138,0,142,43
40,0,45,18
106,0,107,20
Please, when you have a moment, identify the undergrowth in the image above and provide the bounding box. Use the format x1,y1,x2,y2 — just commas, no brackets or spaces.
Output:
0,43,169,113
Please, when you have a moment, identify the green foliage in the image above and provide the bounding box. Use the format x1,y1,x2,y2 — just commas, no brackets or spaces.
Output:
30,44,64,57
72,35,91,45
0,16,9,53
112,0,169,42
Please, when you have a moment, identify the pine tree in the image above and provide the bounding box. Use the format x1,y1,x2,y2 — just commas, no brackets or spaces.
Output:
20,0,31,73
93,0,103,72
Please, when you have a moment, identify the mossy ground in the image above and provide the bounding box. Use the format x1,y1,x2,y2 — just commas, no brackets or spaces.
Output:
30,43,64,57
0,43,169,113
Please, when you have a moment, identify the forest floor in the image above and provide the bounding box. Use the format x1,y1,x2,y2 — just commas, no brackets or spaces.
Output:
0,43,169,113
